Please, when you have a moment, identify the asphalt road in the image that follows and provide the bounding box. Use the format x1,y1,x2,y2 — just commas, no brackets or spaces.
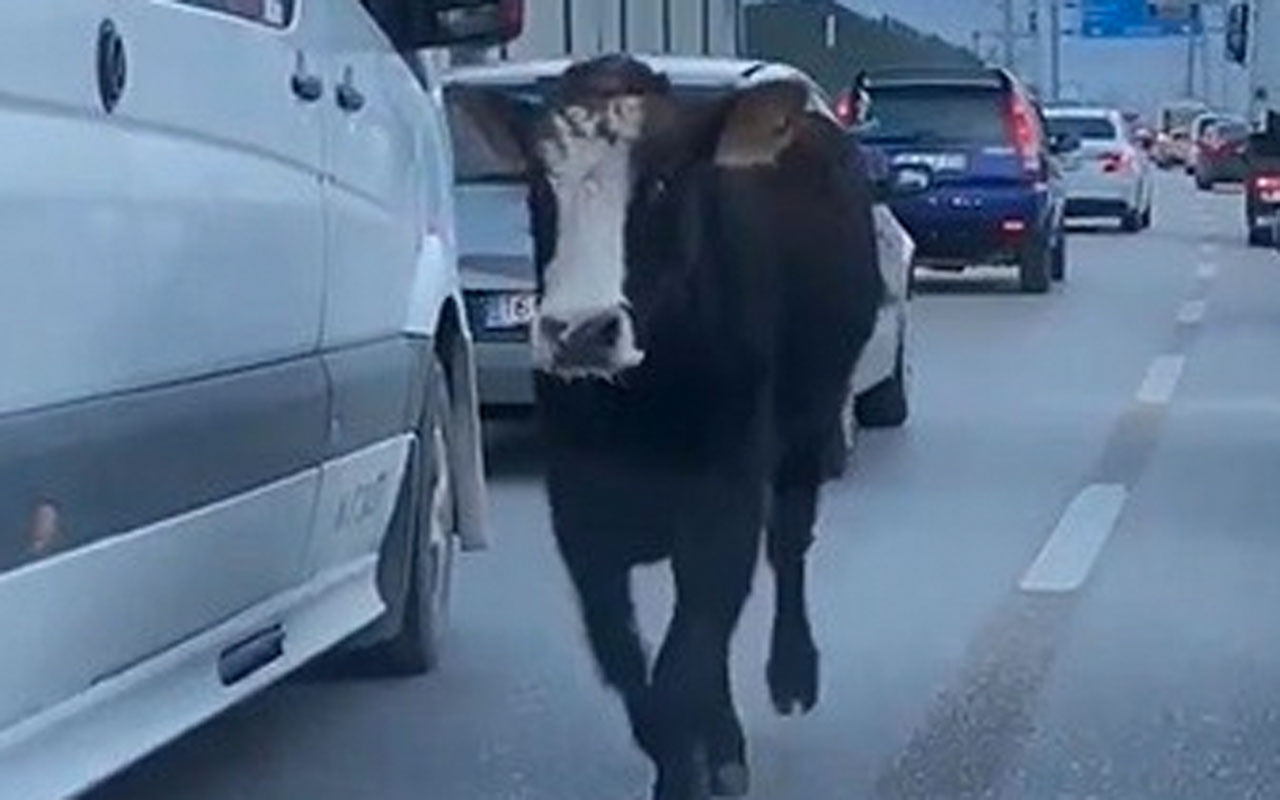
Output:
92,174,1280,800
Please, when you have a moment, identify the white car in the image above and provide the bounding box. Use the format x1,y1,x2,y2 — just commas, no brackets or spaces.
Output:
1046,106,1155,232
0,2,518,797
447,56,915,431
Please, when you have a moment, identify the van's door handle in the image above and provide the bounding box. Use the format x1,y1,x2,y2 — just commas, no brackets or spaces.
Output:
291,72,323,103
336,68,365,113
291,52,323,103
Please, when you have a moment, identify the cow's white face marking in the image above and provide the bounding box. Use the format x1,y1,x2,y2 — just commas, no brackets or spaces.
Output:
533,96,648,378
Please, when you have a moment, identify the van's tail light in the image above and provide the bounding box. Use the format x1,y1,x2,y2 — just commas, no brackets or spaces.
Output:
1005,94,1040,173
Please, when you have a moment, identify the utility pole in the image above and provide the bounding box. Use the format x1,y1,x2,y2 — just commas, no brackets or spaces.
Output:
1002,0,1016,69
1049,0,1062,100
1185,5,1197,97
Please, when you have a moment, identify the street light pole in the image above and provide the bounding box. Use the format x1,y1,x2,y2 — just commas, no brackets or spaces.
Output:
1002,0,1016,69
1049,0,1062,100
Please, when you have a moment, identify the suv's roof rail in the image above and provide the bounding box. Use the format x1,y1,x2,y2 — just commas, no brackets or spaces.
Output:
857,67,1009,91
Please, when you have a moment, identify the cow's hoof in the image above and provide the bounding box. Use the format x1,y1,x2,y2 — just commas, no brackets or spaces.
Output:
710,762,750,797
767,630,819,715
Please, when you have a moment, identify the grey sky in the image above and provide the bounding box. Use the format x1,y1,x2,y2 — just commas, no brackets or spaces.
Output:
839,0,995,45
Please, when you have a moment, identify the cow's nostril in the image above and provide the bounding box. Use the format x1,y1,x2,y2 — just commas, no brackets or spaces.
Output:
539,316,570,344
566,311,622,354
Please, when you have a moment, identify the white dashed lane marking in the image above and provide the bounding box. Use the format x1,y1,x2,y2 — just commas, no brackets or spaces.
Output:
1020,484,1130,593
1178,299,1207,325
1197,262,1219,280
1136,355,1187,405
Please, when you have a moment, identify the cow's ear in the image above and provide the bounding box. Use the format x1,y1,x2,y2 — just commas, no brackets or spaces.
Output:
713,81,809,169
444,85,540,178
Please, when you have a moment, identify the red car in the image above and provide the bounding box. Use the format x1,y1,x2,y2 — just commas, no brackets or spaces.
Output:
1195,118,1250,190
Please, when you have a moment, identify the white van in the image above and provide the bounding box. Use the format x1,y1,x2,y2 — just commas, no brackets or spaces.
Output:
0,2,520,797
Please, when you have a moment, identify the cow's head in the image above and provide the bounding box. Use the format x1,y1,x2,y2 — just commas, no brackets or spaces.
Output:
457,56,809,379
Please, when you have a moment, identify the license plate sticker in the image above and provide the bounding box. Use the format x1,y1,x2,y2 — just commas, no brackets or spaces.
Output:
893,152,968,173
485,294,537,329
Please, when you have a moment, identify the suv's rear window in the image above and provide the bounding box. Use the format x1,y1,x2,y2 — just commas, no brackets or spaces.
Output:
861,87,1008,145
1046,116,1118,141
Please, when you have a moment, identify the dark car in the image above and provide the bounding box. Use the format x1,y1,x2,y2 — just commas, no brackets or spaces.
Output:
1245,129,1280,246
1195,118,1250,190
853,67,1073,293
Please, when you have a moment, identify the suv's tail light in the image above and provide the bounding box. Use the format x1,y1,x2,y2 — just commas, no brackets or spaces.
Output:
1253,175,1280,195
834,89,855,128
1006,94,1040,173
834,87,865,129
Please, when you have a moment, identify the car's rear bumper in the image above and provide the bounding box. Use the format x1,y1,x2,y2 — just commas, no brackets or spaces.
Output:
1065,197,1131,217
1061,170,1139,212
892,186,1049,266
1202,159,1249,183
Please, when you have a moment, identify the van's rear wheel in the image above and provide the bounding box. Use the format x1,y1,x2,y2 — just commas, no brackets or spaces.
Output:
364,356,456,675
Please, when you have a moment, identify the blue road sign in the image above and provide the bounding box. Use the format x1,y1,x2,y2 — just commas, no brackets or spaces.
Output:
1081,0,1200,38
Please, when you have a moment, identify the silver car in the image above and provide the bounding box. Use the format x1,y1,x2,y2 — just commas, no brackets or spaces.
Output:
445,57,915,430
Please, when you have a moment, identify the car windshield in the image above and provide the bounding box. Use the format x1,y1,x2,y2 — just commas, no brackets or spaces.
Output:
861,86,1008,144
1046,115,1118,141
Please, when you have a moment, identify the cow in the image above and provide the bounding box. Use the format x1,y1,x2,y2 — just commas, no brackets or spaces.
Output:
473,55,883,800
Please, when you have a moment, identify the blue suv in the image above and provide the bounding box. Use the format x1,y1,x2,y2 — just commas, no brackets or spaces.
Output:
853,68,1072,293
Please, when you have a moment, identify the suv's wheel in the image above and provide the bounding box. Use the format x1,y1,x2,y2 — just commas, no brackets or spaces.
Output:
1141,204,1154,229
362,355,456,675
854,339,909,429
1050,234,1067,281
1248,219,1271,247
1019,236,1051,294
1121,207,1143,232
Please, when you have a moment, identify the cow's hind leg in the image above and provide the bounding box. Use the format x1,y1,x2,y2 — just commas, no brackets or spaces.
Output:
766,448,823,716
649,482,761,800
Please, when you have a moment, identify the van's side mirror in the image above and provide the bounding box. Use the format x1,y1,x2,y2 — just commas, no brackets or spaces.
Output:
1226,3,1250,65
394,0,524,49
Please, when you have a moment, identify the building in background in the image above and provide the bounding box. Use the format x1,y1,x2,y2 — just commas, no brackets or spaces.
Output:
498,0,742,60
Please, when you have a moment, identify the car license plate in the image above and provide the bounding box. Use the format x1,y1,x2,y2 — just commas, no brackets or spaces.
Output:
484,293,537,330
893,152,968,173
